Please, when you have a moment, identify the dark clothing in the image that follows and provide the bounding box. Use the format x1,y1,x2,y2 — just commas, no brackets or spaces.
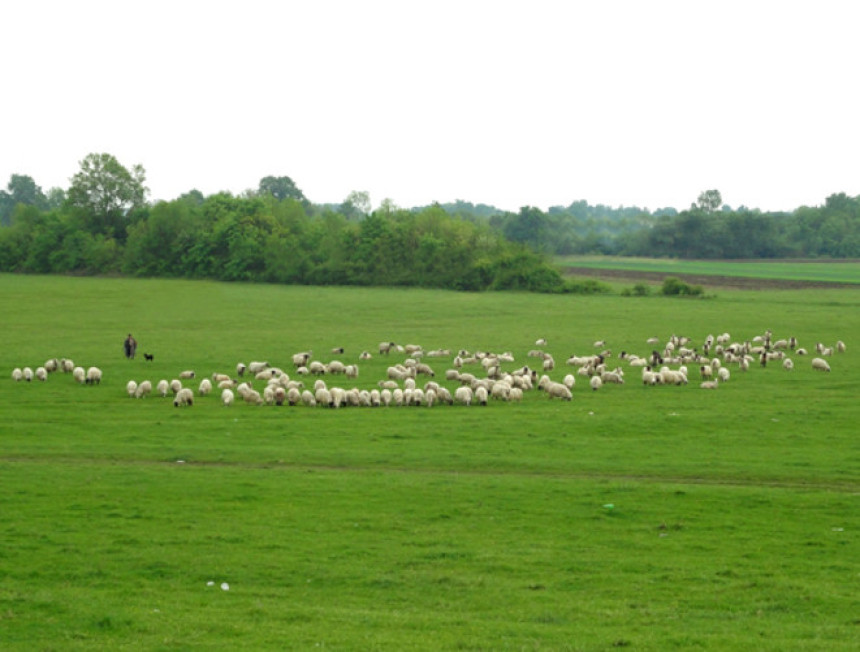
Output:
124,336,137,359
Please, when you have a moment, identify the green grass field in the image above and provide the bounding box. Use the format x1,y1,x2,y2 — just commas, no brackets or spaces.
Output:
1,274,858,650
555,256,860,285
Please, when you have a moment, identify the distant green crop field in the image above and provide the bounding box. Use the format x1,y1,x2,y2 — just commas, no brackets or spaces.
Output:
1,274,858,650
556,255,860,284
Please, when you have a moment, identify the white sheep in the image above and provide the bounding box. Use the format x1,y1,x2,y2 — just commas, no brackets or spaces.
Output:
73,366,86,384
221,388,235,406
170,379,182,394
562,374,576,389
546,382,572,400
309,361,327,375
243,389,264,406
126,380,138,397
248,361,270,375
811,358,831,372
157,379,170,397
301,390,316,407
359,351,373,360
454,386,473,406
85,367,102,385
782,358,794,371
292,351,312,367
345,365,359,379
700,380,719,389
44,358,59,373
836,340,846,353
236,362,247,376
590,376,603,391
11,368,23,382
287,387,301,406
474,386,489,406
327,360,346,375
315,387,332,407
179,370,196,379
173,387,194,406
61,358,75,373
717,367,730,382
135,380,152,398
198,378,213,396
22,367,33,382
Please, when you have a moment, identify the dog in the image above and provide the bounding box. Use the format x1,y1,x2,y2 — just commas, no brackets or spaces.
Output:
144,353,154,362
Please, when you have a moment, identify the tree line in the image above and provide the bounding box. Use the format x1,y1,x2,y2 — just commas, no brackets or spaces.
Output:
0,154,589,293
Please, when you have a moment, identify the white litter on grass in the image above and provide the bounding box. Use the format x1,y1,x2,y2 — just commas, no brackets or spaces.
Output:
221,582,230,591
176,460,186,464
832,527,844,532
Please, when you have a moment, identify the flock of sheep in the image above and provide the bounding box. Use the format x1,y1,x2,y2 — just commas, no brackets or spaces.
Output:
10,332,846,409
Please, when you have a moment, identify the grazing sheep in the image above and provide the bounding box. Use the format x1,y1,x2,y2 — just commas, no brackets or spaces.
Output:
247,361,270,375
198,378,213,396
315,387,333,407
535,338,547,346
795,348,808,356
179,370,196,379
345,364,359,379
836,340,846,353
811,358,831,372
378,341,396,355
126,380,138,397
286,387,301,405
236,363,247,376
212,373,231,383
221,389,235,406
717,367,730,382
292,351,312,367
34,367,47,381
475,386,489,406
331,346,345,354
11,368,23,382
327,360,346,375
782,358,794,371
170,379,182,395
85,367,102,385
454,386,473,406
22,367,34,382
61,358,75,373
243,389,264,406
73,366,86,384
44,358,59,373
156,379,170,397
380,389,392,406
309,361,327,375
700,365,713,380
546,382,573,401
301,390,316,407
590,376,603,391
173,387,194,406
134,380,152,398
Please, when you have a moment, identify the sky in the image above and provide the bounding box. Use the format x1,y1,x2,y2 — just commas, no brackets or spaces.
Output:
2,0,859,213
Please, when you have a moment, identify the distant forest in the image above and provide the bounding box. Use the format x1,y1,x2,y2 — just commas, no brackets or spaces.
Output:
1,154,858,292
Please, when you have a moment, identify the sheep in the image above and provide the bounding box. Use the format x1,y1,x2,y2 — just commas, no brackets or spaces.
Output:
61,358,75,373
545,382,573,401
392,388,404,407
173,387,194,407
170,379,183,395
11,368,23,382
345,365,359,379
315,387,333,407
378,341,396,355
369,389,381,407
73,366,86,384
378,380,399,390
600,370,624,384
243,389,264,406
221,388,235,406
126,380,138,397
454,386,473,406
198,378,213,396
717,367,730,383
641,367,659,386
328,360,346,375
296,366,309,375
292,351,312,367
263,386,276,405
236,362,247,376
491,381,511,401
811,358,831,372
474,386,489,406
34,367,47,381
542,356,555,372
700,381,719,389
134,380,152,398
22,367,33,382
700,365,713,380
331,346,345,355
247,361,269,375
179,370,196,379
426,349,451,358
301,390,317,407
590,376,603,391
309,361,327,375
85,367,102,385
795,348,808,356
425,388,436,407
287,387,301,406
782,358,794,371
359,351,373,360
156,379,170,397
44,358,59,373
216,379,235,390
836,340,846,353
380,389,392,406
415,362,435,377
535,338,547,346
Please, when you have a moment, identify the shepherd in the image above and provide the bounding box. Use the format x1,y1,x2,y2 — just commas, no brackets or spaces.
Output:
124,333,138,360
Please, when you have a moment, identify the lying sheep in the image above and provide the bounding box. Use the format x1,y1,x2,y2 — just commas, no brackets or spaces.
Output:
546,382,573,400
811,358,831,372
700,380,719,389
174,387,194,406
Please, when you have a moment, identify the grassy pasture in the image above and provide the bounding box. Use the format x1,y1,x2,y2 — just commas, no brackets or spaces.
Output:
555,256,860,285
1,274,859,650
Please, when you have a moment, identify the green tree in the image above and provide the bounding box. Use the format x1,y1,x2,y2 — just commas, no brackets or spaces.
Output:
258,175,308,204
65,153,149,240
1,174,48,225
696,189,722,213
341,190,371,220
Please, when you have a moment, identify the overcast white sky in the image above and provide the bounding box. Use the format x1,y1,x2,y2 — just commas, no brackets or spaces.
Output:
2,1,858,213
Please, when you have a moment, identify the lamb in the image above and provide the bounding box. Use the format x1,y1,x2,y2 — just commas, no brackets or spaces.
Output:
179,370,196,379
198,378,213,396
126,380,138,397
221,388,235,406
134,380,152,398
811,358,831,372
157,379,170,397
11,368,23,382
173,387,194,406
85,367,102,385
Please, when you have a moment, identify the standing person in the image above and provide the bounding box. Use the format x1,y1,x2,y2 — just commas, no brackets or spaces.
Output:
124,333,137,359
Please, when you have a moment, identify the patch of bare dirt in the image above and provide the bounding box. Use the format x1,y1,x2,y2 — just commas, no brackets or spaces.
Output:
560,266,856,290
